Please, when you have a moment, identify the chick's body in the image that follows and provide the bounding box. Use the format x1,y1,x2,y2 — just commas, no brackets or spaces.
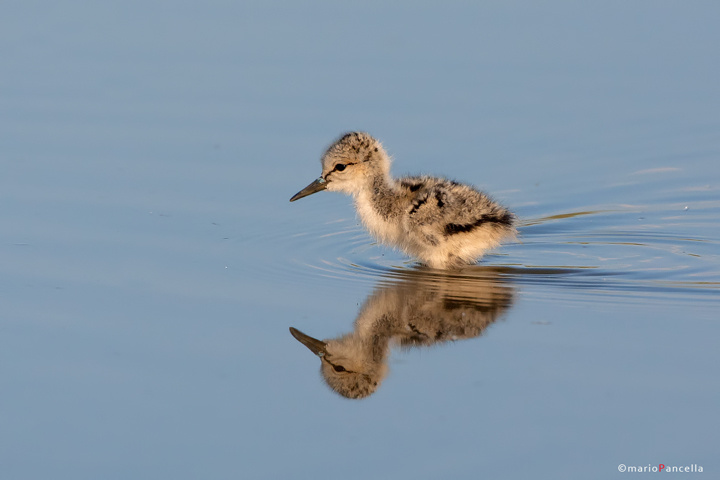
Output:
291,132,516,269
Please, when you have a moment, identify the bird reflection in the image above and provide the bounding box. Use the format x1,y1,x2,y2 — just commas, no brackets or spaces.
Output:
290,271,515,399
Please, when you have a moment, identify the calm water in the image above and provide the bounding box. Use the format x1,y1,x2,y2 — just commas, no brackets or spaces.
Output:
2,2,719,479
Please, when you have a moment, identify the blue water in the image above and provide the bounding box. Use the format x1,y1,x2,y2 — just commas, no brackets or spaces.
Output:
1,2,719,479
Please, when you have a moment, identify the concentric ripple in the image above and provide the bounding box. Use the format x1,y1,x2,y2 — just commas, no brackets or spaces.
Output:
243,195,720,304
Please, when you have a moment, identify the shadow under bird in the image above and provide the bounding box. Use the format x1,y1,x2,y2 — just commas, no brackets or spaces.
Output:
290,271,515,399
290,132,516,269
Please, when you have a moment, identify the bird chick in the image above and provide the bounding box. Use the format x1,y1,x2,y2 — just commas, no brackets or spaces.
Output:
290,132,516,269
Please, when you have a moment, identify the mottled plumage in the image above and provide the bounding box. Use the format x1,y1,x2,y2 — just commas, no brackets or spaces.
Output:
290,132,516,269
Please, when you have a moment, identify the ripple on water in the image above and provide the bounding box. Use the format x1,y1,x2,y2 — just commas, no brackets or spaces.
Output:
247,201,719,304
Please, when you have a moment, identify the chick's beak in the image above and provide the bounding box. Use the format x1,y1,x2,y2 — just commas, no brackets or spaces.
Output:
290,177,327,202
289,327,327,357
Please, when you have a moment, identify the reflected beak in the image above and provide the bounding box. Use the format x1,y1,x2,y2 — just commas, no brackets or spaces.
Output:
289,327,327,357
290,177,327,202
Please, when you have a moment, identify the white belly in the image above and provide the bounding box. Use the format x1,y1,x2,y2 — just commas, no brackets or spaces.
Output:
354,193,403,246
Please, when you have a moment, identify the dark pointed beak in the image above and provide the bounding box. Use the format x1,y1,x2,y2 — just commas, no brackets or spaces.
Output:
289,327,327,357
290,177,327,202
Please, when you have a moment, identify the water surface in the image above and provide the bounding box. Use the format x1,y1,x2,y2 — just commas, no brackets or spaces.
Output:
1,2,719,479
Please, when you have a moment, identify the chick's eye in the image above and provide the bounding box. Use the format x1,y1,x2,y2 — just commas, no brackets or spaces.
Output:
333,365,346,372
335,164,346,172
